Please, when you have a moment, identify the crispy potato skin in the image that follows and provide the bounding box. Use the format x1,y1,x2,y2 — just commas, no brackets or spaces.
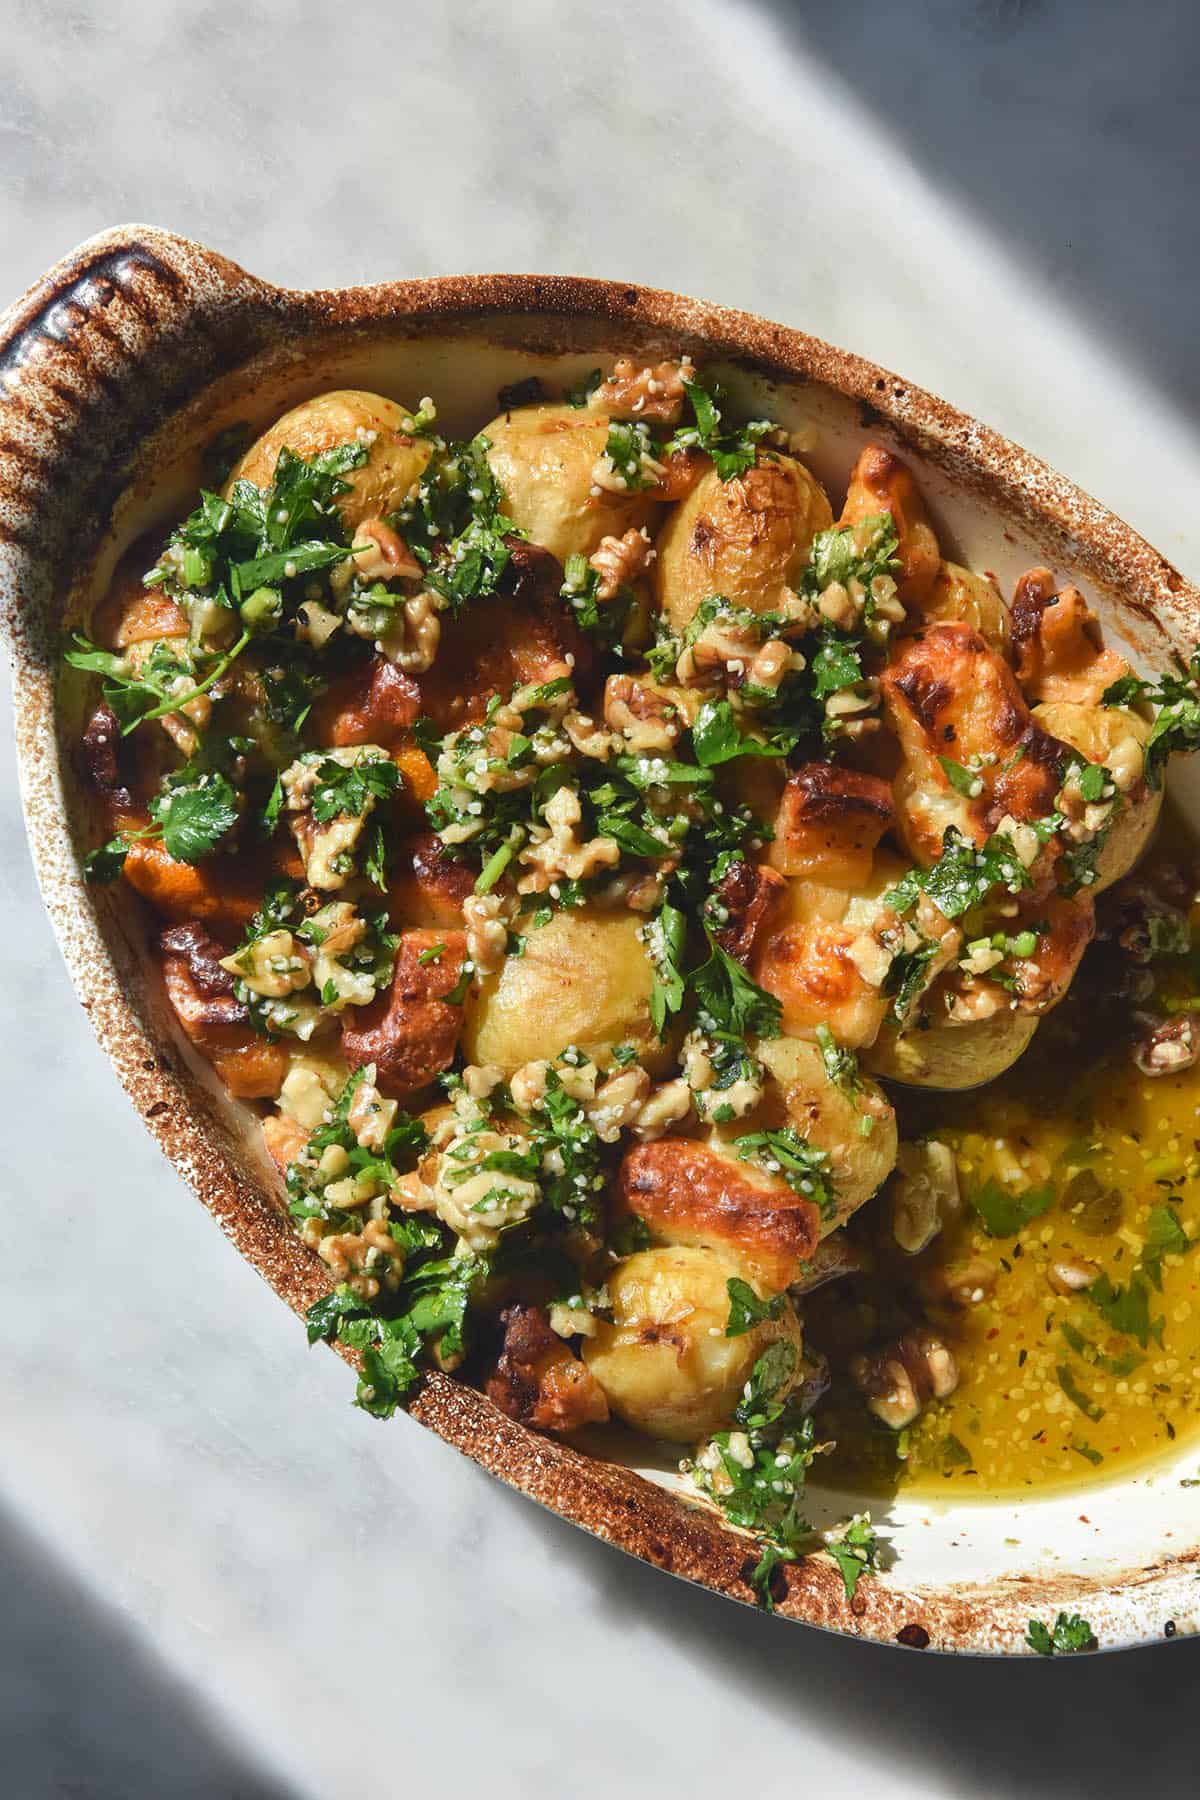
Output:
882,621,1070,861
708,859,786,965
753,1034,897,1226
485,1305,610,1434
308,655,421,747
865,1009,1038,1090
1035,698,1160,890
482,403,660,560
463,906,669,1075
227,390,432,528
582,1245,802,1441
341,929,467,1099
416,543,590,732
386,831,475,928
840,444,939,605
921,560,1009,655
768,763,894,886
1011,568,1129,706
655,453,833,634
615,1137,822,1292
161,956,288,1098
752,911,888,1048
124,840,268,937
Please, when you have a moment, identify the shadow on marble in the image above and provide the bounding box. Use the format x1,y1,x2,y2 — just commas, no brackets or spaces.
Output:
753,0,1200,418
0,1496,302,1800
488,1477,1199,1800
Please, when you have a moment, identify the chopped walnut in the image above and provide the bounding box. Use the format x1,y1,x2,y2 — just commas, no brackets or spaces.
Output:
591,355,696,423
462,890,514,976
587,1066,651,1142
516,785,622,889
850,1328,959,1429
675,610,763,685
377,591,441,673
745,638,799,692
342,516,422,585
1133,1013,1200,1077
921,1256,997,1307
563,709,615,761
346,1072,398,1152
1047,1256,1101,1296
890,1140,960,1255
318,1217,404,1300
589,526,655,599
681,1030,763,1122
630,1077,692,1140
603,673,684,753
822,676,881,740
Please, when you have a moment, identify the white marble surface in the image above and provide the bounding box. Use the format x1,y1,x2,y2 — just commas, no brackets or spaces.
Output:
3,2,1200,1794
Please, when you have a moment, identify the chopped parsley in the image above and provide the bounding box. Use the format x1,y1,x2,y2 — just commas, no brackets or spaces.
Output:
725,1278,786,1337
665,378,770,481
1025,1613,1096,1656
1102,649,1200,788
734,1127,834,1217
966,1178,1055,1238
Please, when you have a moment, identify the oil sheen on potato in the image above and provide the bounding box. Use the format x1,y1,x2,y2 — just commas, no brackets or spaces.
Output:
808,825,1200,1499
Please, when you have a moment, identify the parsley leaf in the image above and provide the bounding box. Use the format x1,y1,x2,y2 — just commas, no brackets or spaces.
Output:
1086,1272,1162,1349
690,933,782,1041
1026,1613,1096,1656
691,699,798,767
1102,650,1200,789
725,1278,786,1337
825,1514,880,1604
967,1178,1056,1237
149,770,239,862
310,753,401,823
647,902,688,1035
734,1127,834,1217
1141,1203,1193,1291
666,378,770,482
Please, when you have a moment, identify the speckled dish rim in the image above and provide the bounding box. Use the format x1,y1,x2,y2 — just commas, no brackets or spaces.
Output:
4,225,1199,1656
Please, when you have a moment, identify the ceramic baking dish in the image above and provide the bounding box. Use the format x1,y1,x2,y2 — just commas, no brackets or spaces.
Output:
3,225,1198,1653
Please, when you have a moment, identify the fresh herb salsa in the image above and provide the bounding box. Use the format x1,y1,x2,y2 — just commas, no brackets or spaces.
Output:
68,365,1200,1616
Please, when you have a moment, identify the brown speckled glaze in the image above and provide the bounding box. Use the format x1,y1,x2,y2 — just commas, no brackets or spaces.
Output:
4,226,1199,1655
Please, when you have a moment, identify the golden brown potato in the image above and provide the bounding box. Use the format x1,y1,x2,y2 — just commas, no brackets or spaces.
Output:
840,444,939,605
753,1034,897,1227
655,453,833,634
751,880,890,1049
1011,568,1129,706
614,1137,822,1293
767,763,895,887
582,1246,802,1441
864,1009,1038,1090
1034,699,1161,891
462,906,671,1074
922,561,1009,655
882,621,1069,864
227,390,433,529
481,403,660,561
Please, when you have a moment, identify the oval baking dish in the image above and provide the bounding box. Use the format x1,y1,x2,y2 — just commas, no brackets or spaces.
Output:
3,225,1199,1654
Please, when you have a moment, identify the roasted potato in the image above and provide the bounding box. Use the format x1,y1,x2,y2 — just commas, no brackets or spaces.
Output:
341,930,468,1099
462,906,671,1074
1034,699,1160,891
481,403,660,561
582,1245,802,1441
840,444,939,606
1011,568,1129,706
922,561,1009,655
655,453,833,634
227,390,433,528
864,1008,1038,1090
614,1136,822,1293
767,763,894,888
751,879,891,1048
882,621,1070,863
753,1034,897,1226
